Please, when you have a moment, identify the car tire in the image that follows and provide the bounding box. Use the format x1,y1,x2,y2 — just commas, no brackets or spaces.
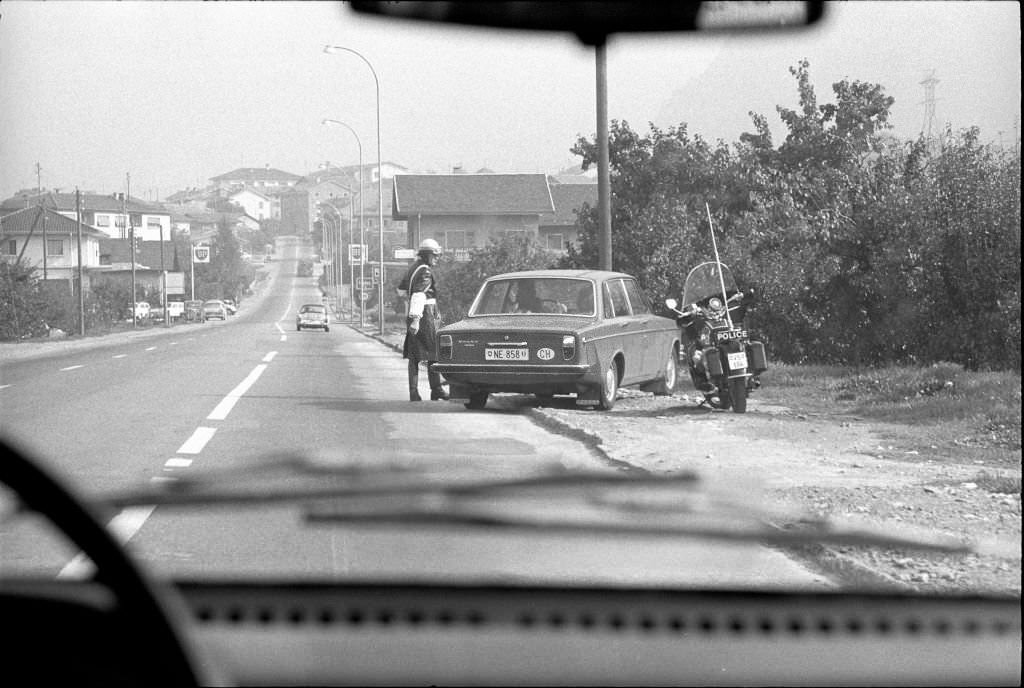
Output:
729,377,747,413
465,392,488,410
651,346,679,396
324,326,330,332
597,360,618,410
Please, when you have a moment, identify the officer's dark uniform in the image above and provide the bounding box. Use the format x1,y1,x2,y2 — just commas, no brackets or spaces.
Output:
399,256,446,401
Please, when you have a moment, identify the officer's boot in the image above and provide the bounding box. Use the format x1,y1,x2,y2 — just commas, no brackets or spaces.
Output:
428,363,448,400
408,359,422,401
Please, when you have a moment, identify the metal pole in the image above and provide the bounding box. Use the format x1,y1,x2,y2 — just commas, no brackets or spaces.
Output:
38,163,47,280
75,188,85,336
128,173,136,330
190,241,194,301
596,40,612,271
160,221,167,327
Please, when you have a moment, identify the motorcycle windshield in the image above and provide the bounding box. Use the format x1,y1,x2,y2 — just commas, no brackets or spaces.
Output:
681,261,738,307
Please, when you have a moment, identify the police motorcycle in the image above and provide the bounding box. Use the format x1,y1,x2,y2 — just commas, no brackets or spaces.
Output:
665,261,767,412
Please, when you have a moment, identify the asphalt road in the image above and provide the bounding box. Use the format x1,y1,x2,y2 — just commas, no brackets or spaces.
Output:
1,240,828,589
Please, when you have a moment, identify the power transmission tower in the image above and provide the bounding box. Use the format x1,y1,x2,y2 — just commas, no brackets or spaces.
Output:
919,70,940,145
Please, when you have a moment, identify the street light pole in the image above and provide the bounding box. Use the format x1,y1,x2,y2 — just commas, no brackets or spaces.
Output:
321,197,355,322
323,45,384,334
322,118,364,327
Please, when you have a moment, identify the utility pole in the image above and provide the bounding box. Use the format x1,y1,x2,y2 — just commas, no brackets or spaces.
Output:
128,173,136,330
596,41,612,271
75,188,85,336
37,162,48,280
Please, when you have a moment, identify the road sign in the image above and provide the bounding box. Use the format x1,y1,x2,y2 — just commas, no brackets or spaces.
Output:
357,277,374,291
371,265,383,285
360,290,371,301
394,248,416,260
349,244,366,265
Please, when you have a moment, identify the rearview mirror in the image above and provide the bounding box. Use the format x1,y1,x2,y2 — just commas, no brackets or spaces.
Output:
350,1,825,44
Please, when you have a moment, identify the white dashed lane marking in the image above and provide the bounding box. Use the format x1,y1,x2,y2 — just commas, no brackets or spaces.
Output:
177,426,217,454
59,365,84,371
207,363,268,420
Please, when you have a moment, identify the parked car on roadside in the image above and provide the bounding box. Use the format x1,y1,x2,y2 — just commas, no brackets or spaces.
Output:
296,303,329,332
433,270,681,410
202,299,228,321
184,300,204,322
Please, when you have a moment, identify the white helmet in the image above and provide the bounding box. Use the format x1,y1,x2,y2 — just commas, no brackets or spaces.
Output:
418,238,443,255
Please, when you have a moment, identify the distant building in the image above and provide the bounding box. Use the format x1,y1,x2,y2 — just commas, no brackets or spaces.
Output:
209,166,304,193
539,183,598,252
0,206,104,286
0,191,171,242
392,174,554,260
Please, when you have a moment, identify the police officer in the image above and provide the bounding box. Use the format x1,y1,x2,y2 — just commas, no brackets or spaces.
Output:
400,238,448,401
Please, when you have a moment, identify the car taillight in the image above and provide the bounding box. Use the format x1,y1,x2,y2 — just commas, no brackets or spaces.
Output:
562,335,575,360
440,334,453,359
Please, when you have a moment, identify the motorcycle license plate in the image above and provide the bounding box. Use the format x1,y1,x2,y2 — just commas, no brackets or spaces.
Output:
486,348,529,361
727,351,748,370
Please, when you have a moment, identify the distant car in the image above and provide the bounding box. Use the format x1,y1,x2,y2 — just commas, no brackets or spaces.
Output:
433,270,681,410
222,299,238,315
184,300,204,322
131,302,150,321
202,300,228,321
296,303,329,332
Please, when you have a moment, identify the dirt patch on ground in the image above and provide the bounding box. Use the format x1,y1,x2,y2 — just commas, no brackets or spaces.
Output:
526,388,1021,596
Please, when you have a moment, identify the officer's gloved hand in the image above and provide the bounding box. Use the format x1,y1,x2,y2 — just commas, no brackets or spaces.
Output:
407,317,420,335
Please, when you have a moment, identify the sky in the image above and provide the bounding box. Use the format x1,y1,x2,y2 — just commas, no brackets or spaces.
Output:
0,1,1019,201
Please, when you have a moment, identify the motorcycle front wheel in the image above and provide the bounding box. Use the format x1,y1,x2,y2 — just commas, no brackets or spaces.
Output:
729,377,747,413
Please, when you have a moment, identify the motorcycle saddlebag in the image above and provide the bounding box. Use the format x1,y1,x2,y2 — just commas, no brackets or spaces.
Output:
748,341,768,373
703,347,724,377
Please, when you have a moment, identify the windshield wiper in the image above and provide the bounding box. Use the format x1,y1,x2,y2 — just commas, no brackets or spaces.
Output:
92,452,1015,558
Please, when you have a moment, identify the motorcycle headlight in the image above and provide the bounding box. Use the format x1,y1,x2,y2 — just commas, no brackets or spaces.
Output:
708,297,723,311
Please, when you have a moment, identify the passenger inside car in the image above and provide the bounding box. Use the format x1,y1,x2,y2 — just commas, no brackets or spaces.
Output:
505,280,541,313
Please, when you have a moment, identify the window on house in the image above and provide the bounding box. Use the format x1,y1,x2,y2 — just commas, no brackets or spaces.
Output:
47,239,64,256
5,239,17,255
444,230,468,249
95,214,110,227
545,233,564,250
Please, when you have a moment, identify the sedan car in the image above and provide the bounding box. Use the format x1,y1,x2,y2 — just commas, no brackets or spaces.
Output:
433,270,680,410
183,300,204,322
201,299,228,321
296,303,329,332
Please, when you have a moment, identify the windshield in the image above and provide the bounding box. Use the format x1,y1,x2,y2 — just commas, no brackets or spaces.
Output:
681,262,738,308
0,2,1019,598
472,278,595,316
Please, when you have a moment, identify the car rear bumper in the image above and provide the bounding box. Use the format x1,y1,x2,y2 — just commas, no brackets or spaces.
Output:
432,362,594,392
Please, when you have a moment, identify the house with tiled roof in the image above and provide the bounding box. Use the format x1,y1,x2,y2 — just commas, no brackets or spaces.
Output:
0,206,104,283
539,182,598,253
209,167,303,194
228,187,275,221
391,174,554,260
0,191,171,242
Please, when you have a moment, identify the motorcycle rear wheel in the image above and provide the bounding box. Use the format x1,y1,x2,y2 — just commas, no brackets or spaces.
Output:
729,377,747,413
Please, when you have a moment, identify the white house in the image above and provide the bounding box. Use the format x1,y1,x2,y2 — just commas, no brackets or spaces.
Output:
0,206,104,282
229,188,274,221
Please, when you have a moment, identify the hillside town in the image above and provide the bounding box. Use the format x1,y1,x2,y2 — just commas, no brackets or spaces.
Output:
0,163,598,336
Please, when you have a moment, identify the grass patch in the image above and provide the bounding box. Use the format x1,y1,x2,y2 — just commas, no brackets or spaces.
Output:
971,470,1023,495
759,362,1022,454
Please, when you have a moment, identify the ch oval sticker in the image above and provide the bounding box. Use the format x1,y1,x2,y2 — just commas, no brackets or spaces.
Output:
537,347,555,361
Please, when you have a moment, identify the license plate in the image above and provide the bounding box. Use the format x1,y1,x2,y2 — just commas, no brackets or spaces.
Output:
486,348,529,361
727,351,748,370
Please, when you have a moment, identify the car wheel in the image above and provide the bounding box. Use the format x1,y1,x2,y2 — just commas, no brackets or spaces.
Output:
465,392,488,410
597,360,618,410
651,347,679,396
324,326,330,332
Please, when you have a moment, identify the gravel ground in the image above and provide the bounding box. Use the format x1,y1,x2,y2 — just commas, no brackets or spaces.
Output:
362,325,1020,596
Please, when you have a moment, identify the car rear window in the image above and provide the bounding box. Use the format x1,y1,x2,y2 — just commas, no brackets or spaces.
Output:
301,305,326,313
471,278,595,316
